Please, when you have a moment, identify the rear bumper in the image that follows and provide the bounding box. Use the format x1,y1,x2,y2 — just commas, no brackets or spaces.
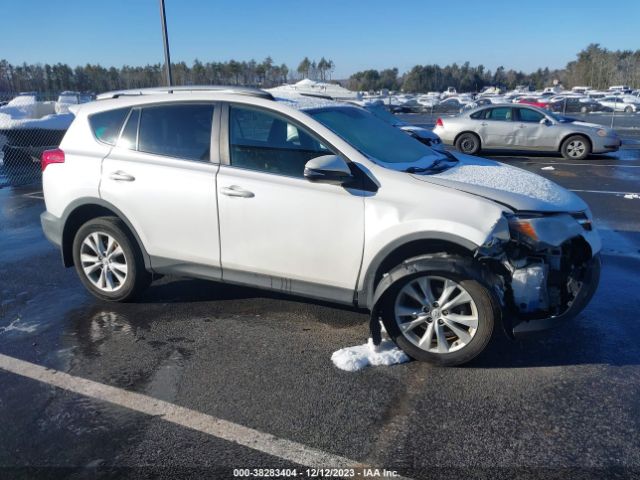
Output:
511,254,601,337
40,211,63,247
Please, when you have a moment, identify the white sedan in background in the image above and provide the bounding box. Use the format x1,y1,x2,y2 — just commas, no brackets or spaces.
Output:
598,96,639,113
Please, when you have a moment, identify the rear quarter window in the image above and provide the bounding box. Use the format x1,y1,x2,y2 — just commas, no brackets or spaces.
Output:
89,108,130,145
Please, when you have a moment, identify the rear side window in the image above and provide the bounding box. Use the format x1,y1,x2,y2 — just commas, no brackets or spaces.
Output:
470,110,485,119
138,104,214,161
89,108,130,145
486,107,512,121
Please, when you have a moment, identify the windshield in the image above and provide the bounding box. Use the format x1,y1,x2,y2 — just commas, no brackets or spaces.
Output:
365,104,404,126
306,106,442,167
543,110,572,123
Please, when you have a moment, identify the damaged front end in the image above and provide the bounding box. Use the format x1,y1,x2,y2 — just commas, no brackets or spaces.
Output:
477,211,601,337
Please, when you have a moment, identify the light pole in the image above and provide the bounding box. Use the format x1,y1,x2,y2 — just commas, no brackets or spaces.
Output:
159,0,173,86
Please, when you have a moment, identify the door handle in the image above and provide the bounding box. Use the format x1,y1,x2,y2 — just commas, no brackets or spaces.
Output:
518,124,526,128
109,170,135,182
480,122,488,126
220,185,254,198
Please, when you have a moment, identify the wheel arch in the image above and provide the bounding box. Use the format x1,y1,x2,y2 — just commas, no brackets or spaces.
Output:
60,198,151,270
357,233,478,310
557,132,592,153
454,130,482,149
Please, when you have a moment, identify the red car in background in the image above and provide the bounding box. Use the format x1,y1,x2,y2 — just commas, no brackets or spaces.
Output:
517,97,549,109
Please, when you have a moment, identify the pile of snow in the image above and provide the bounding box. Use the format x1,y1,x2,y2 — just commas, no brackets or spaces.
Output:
0,94,73,130
623,193,640,199
541,166,555,170
268,78,359,100
331,338,410,372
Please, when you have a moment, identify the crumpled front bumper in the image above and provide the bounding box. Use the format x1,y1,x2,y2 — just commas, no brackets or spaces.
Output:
510,254,601,337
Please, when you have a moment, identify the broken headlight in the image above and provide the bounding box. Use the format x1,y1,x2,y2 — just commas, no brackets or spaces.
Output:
507,213,587,248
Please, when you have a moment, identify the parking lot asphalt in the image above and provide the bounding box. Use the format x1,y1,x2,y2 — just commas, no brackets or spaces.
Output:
2,128,640,479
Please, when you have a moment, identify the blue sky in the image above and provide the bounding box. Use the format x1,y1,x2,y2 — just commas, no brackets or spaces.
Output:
2,0,639,77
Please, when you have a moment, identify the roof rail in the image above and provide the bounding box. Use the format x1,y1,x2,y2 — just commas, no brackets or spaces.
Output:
96,85,275,101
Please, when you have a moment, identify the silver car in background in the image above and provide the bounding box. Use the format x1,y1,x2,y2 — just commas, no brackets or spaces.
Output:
434,104,621,160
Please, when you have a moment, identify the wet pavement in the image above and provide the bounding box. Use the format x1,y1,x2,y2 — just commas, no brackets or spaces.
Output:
1,138,640,479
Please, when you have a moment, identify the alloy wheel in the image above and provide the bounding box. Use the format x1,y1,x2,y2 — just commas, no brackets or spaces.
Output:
393,276,478,353
80,231,128,292
566,140,586,158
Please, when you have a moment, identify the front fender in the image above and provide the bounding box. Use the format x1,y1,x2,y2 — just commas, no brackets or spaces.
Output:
368,253,502,345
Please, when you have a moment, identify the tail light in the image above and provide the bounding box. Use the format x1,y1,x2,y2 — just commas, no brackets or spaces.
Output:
435,118,444,127
41,148,65,172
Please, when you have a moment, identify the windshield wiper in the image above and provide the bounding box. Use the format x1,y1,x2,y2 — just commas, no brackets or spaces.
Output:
405,152,458,173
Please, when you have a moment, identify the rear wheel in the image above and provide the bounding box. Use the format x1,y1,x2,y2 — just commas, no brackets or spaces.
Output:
561,135,590,160
72,217,151,302
455,132,481,155
380,257,496,366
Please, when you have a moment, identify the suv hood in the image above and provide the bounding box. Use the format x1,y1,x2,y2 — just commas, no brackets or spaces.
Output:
412,154,587,212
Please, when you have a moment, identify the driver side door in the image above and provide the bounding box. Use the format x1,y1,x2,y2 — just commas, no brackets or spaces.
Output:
216,104,365,304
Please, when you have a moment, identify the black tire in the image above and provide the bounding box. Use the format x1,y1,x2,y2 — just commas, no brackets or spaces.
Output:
380,255,497,366
454,132,481,155
624,106,633,113
560,135,590,160
72,216,151,302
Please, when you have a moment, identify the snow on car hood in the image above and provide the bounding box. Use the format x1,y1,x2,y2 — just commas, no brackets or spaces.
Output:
399,125,438,140
412,154,587,212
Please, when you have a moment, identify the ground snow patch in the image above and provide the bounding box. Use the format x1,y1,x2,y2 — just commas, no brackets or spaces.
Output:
623,193,640,199
331,338,410,372
541,166,555,170
0,318,38,335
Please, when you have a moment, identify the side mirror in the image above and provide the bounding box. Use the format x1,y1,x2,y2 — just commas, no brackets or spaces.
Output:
540,118,552,126
304,155,354,185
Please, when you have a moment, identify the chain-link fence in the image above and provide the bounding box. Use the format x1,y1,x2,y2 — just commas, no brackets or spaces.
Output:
0,92,75,188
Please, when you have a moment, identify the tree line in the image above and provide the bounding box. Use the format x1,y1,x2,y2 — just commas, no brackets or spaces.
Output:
0,56,334,94
1,45,638,96
349,45,640,93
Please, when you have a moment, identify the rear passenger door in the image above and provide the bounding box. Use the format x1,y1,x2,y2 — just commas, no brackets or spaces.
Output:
100,102,222,277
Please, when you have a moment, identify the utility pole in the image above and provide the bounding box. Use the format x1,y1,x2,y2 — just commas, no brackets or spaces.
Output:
159,0,173,86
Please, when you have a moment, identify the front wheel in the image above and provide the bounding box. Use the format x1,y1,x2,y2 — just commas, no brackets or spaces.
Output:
561,135,590,160
72,217,151,302
624,106,633,113
381,259,496,366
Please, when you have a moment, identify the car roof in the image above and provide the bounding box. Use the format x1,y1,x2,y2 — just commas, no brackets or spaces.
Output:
466,103,549,114
96,85,275,101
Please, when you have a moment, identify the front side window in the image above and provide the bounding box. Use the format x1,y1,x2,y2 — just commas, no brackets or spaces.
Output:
229,106,330,177
89,108,130,145
138,104,214,161
517,108,544,123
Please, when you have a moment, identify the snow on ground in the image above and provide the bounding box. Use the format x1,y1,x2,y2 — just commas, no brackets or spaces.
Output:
331,338,410,372
541,166,555,170
0,318,38,335
623,193,640,199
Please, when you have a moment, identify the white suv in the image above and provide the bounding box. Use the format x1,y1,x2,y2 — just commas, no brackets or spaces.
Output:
40,87,601,366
